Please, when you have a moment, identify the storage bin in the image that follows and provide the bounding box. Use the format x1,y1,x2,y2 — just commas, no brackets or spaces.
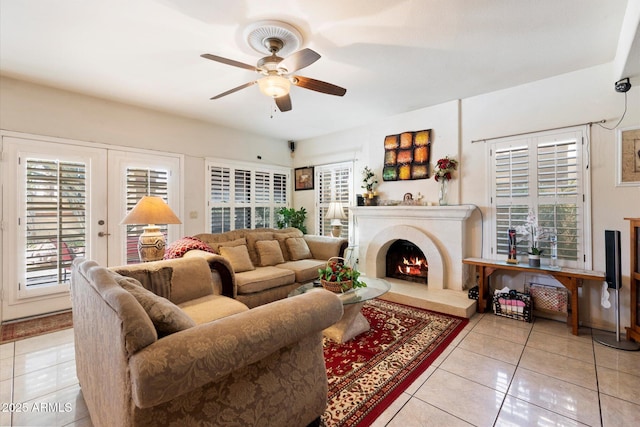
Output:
527,283,568,314
492,290,532,322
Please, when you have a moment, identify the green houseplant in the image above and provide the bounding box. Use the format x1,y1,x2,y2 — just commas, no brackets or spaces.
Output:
276,207,307,234
318,257,366,292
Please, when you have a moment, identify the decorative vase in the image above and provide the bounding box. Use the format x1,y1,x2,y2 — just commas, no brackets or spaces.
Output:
528,254,541,267
364,193,378,206
438,179,449,206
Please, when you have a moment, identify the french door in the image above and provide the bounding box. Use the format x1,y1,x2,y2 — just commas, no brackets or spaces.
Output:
1,133,182,321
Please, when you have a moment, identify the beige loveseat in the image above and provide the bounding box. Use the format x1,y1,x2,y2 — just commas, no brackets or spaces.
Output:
71,256,343,427
186,227,348,308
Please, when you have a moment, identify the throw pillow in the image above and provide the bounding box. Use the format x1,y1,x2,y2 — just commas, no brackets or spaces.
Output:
245,231,274,264
115,275,196,336
255,240,285,266
211,237,247,253
286,237,313,261
274,231,302,261
219,245,255,273
111,266,173,300
164,236,216,259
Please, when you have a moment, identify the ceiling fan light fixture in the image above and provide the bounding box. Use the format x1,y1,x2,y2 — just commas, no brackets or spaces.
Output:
258,75,290,98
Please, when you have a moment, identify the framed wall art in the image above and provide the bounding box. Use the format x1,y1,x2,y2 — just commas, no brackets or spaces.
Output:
616,125,640,186
294,166,314,191
382,129,431,181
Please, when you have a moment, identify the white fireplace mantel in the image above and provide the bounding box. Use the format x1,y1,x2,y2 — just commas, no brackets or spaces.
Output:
350,205,474,221
351,205,475,291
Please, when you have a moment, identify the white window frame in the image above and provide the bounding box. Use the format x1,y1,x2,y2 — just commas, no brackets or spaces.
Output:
487,126,592,269
205,159,290,232
315,162,353,240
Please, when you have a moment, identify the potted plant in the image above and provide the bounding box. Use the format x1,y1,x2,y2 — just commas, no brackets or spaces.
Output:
361,166,379,205
318,257,367,292
515,209,545,267
433,156,458,206
276,207,307,233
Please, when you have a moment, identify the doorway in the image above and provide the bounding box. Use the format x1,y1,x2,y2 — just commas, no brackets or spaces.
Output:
1,133,182,321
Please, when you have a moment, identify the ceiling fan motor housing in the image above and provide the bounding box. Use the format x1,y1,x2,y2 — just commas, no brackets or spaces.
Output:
257,54,285,74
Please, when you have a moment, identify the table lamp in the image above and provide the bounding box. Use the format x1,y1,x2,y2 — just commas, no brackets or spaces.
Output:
120,196,181,262
326,201,347,238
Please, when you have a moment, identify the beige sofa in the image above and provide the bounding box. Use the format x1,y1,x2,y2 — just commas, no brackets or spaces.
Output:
187,227,348,308
71,256,343,427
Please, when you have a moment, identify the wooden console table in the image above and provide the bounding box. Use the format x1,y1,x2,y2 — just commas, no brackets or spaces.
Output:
463,257,605,335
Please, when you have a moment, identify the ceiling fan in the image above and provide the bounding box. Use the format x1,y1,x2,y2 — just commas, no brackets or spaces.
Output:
201,21,346,112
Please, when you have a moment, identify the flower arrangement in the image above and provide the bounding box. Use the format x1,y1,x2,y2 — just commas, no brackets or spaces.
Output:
318,258,366,292
515,210,546,255
361,166,378,194
433,156,458,182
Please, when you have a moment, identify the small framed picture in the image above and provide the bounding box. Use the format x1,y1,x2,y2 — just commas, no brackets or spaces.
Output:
616,125,640,186
294,166,314,191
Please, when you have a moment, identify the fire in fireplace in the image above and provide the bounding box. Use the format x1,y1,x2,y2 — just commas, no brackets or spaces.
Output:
386,239,428,284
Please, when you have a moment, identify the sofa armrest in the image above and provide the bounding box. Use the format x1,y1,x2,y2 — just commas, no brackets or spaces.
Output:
183,250,236,298
128,289,343,408
303,235,348,260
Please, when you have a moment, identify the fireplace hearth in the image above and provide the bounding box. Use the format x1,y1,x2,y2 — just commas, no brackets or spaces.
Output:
386,239,428,284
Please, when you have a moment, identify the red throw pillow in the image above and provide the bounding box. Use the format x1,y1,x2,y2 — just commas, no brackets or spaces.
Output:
164,236,216,259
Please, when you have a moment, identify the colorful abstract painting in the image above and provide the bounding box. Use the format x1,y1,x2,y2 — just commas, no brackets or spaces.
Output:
382,129,431,181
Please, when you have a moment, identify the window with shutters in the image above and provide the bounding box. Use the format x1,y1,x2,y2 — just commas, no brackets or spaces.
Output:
489,126,590,268
125,168,170,264
316,162,353,239
25,158,86,288
206,161,290,232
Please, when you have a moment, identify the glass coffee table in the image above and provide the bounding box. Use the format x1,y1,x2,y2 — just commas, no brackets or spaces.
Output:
289,277,391,343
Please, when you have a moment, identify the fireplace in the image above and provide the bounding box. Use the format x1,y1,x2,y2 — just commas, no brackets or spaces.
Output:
350,205,477,318
351,205,475,291
386,239,428,284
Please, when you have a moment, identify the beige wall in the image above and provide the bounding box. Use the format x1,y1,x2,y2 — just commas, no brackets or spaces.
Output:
0,76,292,236
293,62,640,332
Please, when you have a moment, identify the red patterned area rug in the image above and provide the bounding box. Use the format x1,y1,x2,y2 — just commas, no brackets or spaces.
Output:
322,299,468,427
0,311,73,343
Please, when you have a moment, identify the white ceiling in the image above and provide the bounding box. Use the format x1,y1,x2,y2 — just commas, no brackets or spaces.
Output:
0,0,635,141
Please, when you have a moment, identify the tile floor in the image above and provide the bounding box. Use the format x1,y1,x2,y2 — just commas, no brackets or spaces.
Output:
1,313,639,426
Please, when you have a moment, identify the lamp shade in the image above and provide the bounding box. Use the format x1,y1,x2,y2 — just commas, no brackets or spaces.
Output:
120,196,181,225
326,202,347,221
258,75,291,98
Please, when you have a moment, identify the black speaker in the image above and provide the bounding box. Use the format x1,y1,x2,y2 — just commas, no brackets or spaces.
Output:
605,230,621,289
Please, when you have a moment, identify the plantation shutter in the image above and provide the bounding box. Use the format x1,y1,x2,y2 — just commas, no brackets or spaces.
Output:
255,171,271,228
125,167,170,264
25,158,86,287
273,173,287,205
234,169,252,229
494,144,530,255
537,138,580,260
316,162,352,238
490,127,587,267
209,165,231,233
206,161,290,232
